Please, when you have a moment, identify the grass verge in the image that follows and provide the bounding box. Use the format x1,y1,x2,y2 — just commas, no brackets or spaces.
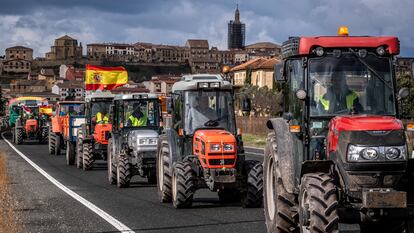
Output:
0,151,22,233
242,133,267,149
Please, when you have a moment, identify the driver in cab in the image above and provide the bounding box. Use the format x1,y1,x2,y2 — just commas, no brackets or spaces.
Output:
317,72,363,114
127,103,147,127
188,96,217,130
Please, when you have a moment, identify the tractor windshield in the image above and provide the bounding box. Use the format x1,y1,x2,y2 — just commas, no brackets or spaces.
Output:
309,53,395,116
60,104,84,116
184,91,235,135
123,99,160,128
91,101,111,124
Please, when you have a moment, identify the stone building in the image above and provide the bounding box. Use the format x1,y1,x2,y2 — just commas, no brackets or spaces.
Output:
45,35,83,60
5,46,33,60
186,39,221,73
231,58,280,89
228,5,245,50
143,75,181,95
133,43,189,63
2,46,33,74
52,80,84,99
87,43,134,61
10,80,48,94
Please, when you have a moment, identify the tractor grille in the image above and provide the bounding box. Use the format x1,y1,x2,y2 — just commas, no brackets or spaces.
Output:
208,159,235,166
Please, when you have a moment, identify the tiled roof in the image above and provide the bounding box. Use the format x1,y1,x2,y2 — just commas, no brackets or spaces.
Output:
186,39,209,48
6,46,33,51
56,80,84,88
57,35,75,40
15,80,47,86
245,42,281,49
231,58,280,72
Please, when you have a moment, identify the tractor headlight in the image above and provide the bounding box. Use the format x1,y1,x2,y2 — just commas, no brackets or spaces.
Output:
347,144,407,162
138,138,158,145
223,144,234,151
361,148,379,160
385,146,407,160
210,144,221,151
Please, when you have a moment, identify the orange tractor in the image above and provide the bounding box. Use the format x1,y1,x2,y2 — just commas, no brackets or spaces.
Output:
156,74,263,208
49,101,85,156
14,103,50,145
76,92,114,170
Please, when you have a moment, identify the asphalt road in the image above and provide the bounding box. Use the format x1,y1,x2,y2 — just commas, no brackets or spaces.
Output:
1,132,266,233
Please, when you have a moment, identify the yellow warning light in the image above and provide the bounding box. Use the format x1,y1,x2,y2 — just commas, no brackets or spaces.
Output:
338,26,349,36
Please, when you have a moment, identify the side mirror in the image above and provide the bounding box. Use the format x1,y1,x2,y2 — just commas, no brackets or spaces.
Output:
274,62,286,83
241,97,251,112
398,87,410,100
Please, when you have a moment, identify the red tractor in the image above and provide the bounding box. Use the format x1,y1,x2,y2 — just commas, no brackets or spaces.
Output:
263,27,414,232
14,104,49,145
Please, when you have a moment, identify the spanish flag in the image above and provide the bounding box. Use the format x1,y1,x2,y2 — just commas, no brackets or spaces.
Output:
85,65,128,91
39,105,53,116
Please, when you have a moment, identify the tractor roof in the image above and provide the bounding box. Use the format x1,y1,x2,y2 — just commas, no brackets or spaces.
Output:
282,36,400,58
113,93,159,101
172,74,232,92
85,91,115,102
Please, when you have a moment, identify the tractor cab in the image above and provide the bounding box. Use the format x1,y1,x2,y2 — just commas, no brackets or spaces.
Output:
264,27,413,232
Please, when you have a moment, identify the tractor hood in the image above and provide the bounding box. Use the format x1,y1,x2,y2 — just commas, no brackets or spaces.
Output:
328,115,404,153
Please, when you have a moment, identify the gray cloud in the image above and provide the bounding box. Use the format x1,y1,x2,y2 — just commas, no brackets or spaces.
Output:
0,0,413,57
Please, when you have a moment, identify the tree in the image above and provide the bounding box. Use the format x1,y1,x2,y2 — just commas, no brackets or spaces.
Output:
238,84,283,117
0,86,6,116
396,73,414,120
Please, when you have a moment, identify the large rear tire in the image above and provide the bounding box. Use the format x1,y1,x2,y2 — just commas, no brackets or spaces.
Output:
172,161,195,208
107,139,116,185
264,132,299,233
15,128,23,145
39,127,48,144
49,130,56,155
76,130,83,169
299,173,339,233
55,134,61,155
116,155,131,188
66,141,75,165
241,160,263,208
82,143,93,170
157,140,172,203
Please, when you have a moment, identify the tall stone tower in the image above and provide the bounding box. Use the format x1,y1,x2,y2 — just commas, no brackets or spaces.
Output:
228,5,246,50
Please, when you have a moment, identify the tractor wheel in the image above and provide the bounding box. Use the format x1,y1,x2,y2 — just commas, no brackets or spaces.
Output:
299,173,339,233
241,160,263,208
12,127,16,143
39,127,48,144
48,130,56,155
218,188,240,203
76,130,83,169
66,141,75,165
116,155,131,188
82,143,94,170
264,132,298,233
172,161,195,208
107,139,116,185
55,134,61,156
157,140,172,203
147,169,157,184
15,128,24,145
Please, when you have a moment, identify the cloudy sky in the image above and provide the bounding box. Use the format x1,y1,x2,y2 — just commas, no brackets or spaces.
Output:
0,0,413,57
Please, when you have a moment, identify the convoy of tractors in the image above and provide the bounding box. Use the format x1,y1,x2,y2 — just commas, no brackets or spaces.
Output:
5,28,414,232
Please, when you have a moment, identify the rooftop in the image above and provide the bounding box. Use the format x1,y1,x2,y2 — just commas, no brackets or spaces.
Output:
245,42,281,49
231,58,280,72
186,39,209,49
6,46,33,51
56,35,76,41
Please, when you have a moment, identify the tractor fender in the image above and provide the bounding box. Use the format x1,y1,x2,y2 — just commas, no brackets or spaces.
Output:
159,128,182,176
266,118,296,194
300,160,335,177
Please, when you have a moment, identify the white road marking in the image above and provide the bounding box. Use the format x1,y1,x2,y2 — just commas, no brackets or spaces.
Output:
1,133,135,233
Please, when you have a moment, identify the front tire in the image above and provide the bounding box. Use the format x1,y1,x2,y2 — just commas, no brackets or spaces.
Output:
107,139,116,185
116,155,131,188
157,140,172,202
15,128,23,145
76,130,83,169
66,141,75,165
299,173,339,233
82,143,93,170
49,130,56,155
241,160,263,208
264,132,298,233
172,161,195,208
55,134,61,155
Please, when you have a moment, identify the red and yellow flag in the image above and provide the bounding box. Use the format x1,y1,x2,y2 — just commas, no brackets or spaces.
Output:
85,65,128,91
39,105,53,116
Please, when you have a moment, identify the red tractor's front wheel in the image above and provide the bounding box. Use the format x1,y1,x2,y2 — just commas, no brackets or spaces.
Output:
172,161,194,208
241,160,263,208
